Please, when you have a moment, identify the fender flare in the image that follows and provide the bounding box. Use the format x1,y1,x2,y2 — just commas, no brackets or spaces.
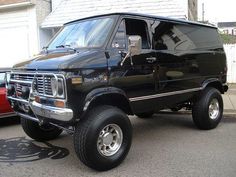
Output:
83,87,132,113
201,78,227,93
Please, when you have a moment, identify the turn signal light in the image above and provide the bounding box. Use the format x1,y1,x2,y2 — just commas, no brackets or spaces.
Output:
35,96,40,103
54,100,65,108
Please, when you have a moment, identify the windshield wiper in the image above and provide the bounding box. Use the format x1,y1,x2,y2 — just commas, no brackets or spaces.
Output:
55,44,78,52
56,44,71,48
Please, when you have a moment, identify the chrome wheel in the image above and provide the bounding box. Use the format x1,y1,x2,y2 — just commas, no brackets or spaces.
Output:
97,124,123,157
208,98,220,120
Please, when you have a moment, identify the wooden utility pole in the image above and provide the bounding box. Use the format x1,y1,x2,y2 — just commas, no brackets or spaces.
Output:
202,3,205,22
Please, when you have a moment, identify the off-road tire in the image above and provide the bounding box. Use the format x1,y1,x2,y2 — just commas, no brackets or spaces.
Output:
192,87,223,130
21,118,63,141
74,105,132,171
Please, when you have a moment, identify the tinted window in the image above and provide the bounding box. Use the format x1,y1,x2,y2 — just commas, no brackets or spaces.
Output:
152,21,222,51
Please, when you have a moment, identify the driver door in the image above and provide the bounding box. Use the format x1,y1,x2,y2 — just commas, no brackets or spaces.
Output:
108,18,158,113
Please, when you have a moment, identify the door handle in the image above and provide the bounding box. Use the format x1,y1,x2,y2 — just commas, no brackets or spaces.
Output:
146,57,157,63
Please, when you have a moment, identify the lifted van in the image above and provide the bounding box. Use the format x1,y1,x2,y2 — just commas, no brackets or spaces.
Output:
7,13,228,171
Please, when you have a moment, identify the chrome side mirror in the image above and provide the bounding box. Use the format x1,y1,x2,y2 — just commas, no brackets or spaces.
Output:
121,35,142,66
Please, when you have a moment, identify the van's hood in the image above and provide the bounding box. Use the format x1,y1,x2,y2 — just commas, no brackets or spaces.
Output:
13,49,107,71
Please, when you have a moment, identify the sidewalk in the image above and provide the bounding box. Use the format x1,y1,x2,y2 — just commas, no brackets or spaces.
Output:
223,84,236,114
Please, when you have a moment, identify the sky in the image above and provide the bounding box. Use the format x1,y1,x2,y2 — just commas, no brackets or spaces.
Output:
198,0,236,23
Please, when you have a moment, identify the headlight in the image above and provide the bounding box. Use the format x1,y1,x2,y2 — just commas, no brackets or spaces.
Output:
57,78,64,97
51,77,58,97
51,77,65,98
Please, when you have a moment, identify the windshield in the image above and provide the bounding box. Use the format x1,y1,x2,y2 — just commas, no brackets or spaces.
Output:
48,17,115,50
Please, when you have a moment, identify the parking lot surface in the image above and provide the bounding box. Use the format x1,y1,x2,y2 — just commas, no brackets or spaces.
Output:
0,113,236,177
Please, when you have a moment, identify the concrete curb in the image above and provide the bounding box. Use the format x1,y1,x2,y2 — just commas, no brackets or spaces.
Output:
224,109,236,113
223,109,236,116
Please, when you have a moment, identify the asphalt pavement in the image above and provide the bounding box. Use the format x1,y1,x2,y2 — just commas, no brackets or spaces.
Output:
0,113,236,177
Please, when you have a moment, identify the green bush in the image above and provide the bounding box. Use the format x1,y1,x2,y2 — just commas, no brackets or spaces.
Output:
220,34,236,44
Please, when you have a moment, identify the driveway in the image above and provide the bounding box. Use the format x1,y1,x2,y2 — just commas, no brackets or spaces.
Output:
0,113,236,177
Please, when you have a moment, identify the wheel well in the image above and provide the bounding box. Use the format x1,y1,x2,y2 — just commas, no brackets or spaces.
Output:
205,81,224,94
86,94,133,115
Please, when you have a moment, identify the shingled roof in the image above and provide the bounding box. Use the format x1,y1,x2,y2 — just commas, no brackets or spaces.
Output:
41,0,186,28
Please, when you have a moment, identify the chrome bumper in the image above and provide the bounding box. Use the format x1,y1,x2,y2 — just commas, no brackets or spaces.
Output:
30,101,73,121
8,96,74,122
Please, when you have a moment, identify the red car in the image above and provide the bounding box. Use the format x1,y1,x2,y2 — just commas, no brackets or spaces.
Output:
0,69,15,118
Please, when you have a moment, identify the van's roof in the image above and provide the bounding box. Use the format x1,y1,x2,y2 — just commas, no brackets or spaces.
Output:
66,12,217,29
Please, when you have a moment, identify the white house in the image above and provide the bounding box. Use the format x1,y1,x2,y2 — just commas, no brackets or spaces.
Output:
218,22,236,36
0,0,52,68
0,0,198,68
42,0,198,29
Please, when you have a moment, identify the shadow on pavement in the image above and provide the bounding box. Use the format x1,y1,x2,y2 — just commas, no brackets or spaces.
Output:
0,137,69,163
132,112,236,134
131,113,196,133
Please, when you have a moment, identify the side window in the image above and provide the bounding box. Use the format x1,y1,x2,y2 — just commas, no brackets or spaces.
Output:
112,20,126,49
125,19,150,49
152,21,179,50
152,21,222,51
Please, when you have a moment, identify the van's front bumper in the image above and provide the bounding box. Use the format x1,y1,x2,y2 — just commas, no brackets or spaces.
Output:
30,101,73,121
8,96,74,122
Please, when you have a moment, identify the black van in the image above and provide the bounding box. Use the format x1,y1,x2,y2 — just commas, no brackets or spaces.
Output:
7,13,228,171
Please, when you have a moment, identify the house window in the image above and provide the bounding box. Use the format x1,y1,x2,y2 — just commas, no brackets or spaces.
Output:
223,29,229,34
233,29,236,36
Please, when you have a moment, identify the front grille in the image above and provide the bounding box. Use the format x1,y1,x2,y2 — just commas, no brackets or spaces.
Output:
12,74,34,81
35,75,53,96
10,72,62,99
